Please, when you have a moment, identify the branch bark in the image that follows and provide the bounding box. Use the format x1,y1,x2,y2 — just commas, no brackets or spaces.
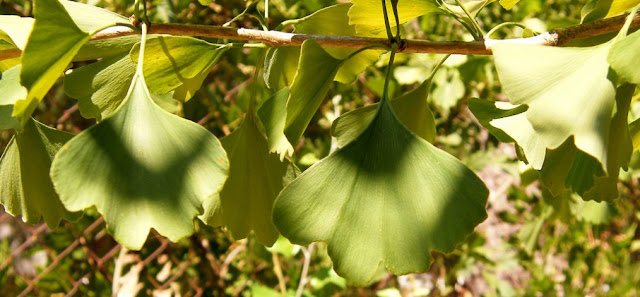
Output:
0,12,638,60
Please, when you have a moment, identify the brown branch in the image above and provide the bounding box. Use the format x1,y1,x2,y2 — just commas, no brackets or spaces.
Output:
0,12,638,60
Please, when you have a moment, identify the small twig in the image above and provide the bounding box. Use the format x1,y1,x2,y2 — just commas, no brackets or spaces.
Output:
295,243,315,297
272,253,288,296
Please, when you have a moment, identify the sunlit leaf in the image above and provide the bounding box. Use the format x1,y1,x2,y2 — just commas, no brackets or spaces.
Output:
51,62,229,250
431,68,465,111
348,0,442,33
260,40,343,159
332,78,436,147
0,16,34,50
582,0,640,23
201,114,296,246
0,118,80,227
131,36,230,102
265,4,382,88
571,198,616,224
273,99,488,285
492,42,616,171
17,0,91,127
0,65,26,130
65,53,136,120
499,0,520,10
609,29,640,84
59,0,129,32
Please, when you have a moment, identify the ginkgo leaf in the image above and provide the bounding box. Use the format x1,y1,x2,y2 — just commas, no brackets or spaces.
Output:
16,0,129,127
201,114,296,246
273,99,488,285
0,16,34,50
64,53,136,120
332,78,436,147
608,28,640,84
258,88,294,159
292,3,382,84
58,0,129,32
492,42,616,171
0,117,80,227
50,64,229,250
130,36,229,102
348,0,442,33
499,0,520,10
582,0,640,23
259,40,343,159
0,64,26,130
265,4,382,88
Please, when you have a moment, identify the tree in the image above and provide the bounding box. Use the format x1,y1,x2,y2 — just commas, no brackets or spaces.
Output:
0,0,639,288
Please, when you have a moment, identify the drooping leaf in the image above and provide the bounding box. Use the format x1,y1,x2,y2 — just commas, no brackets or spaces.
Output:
0,64,26,130
292,3,382,84
17,0,91,127
74,35,142,62
259,40,343,159
64,53,136,120
201,114,296,246
499,0,520,10
258,88,295,159
571,198,616,224
348,0,442,33
0,16,34,50
332,78,436,147
582,0,640,23
0,117,79,227
491,42,616,171
58,0,129,32
609,29,640,84
273,99,488,285
50,62,229,250
265,4,382,88
130,36,230,102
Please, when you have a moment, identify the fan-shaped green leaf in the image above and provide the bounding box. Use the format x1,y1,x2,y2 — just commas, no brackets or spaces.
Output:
201,114,296,246
130,36,230,102
260,40,343,159
0,65,25,130
331,79,436,147
0,117,79,227
609,29,640,84
273,99,488,285
17,0,91,127
58,0,129,32
64,53,136,120
50,66,229,250
0,16,34,50
265,4,382,88
348,0,442,33
492,42,616,171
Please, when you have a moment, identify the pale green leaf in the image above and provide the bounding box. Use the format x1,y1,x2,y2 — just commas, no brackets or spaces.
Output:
0,16,34,50
348,0,442,33
630,117,640,151
499,0,520,10
258,88,295,159
260,40,343,159
201,115,295,246
431,68,465,111
74,35,142,62
265,4,381,88
273,99,488,285
571,198,616,224
64,53,136,120
17,0,91,127
59,0,129,32
50,68,229,250
582,0,640,23
131,36,229,102
332,79,436,147
492,42,616,171
609,29,640,84
0,118,80,227
293,3,383,84
284,40,343,147
0,65,26,130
